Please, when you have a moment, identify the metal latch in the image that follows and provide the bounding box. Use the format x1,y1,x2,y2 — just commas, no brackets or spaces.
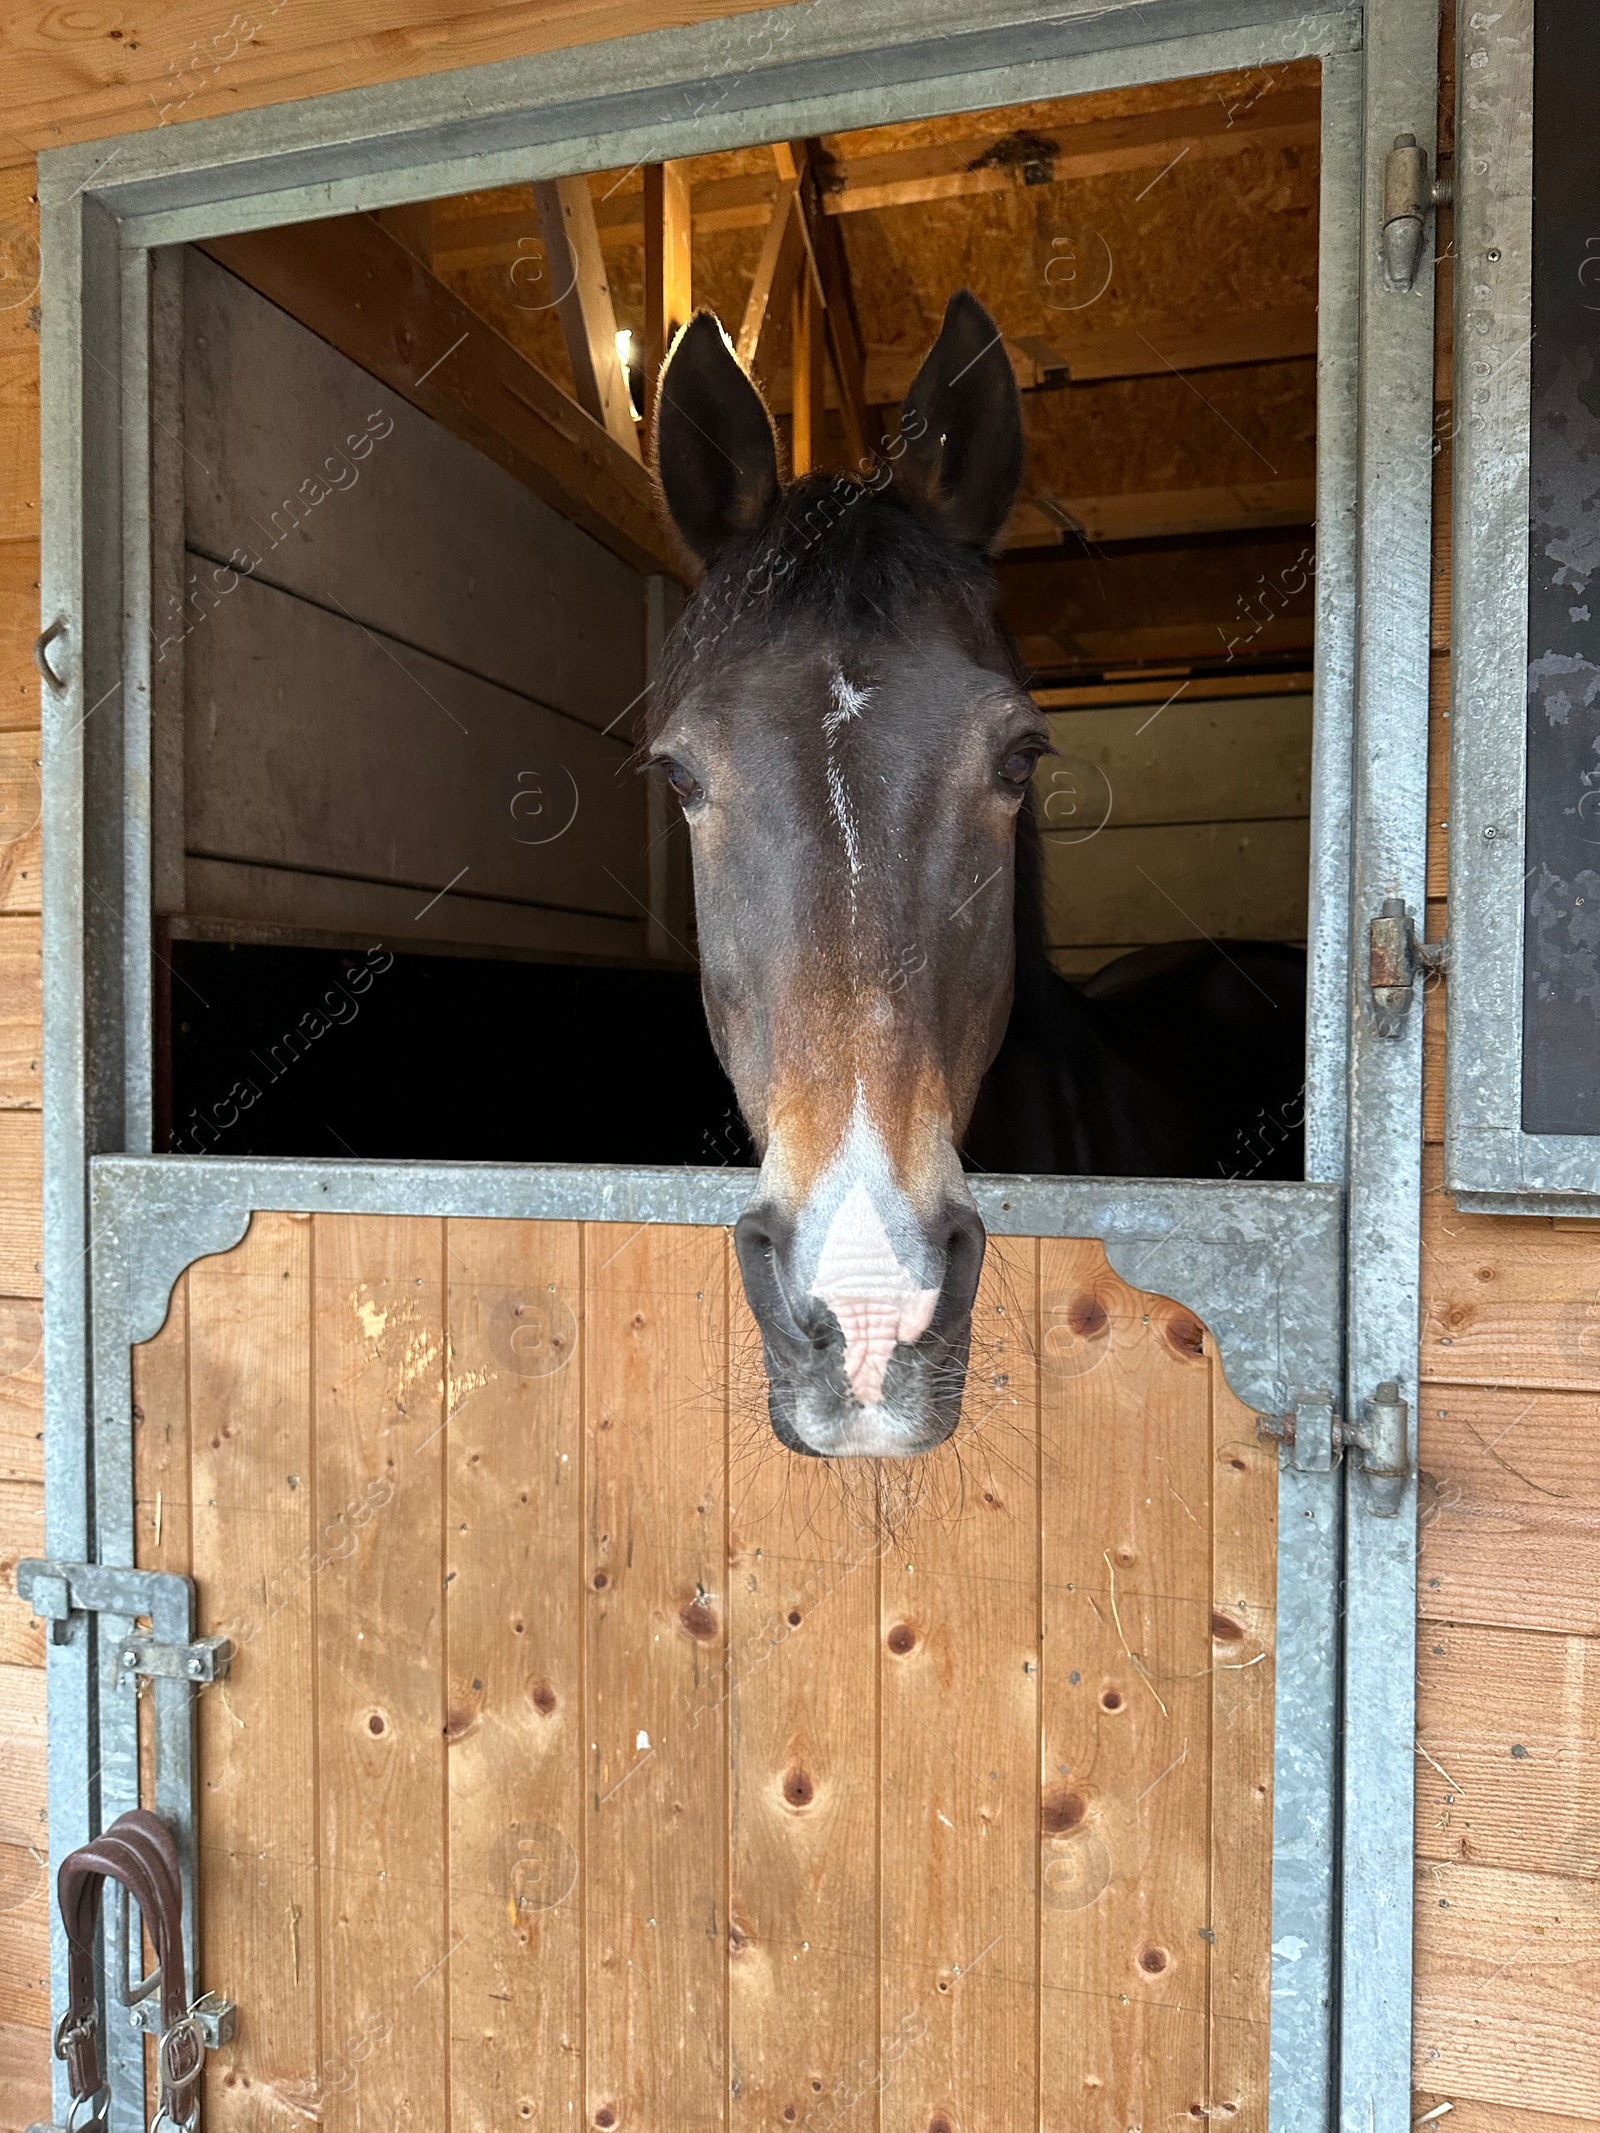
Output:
17,1561,233,1681
16,1560,238,2069
1258,1381,1412,1515
1367,898,1448,1037
1382,132,1453,292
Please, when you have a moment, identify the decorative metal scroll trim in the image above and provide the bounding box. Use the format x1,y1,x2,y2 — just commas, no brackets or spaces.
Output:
89,1158,1342,1422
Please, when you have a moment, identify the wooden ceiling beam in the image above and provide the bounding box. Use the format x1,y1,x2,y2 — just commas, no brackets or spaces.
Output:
735,176,808,387
201,215,685,583
534,175,641,460
791,138,872,464
643,160,693,436
1001,476,1316,551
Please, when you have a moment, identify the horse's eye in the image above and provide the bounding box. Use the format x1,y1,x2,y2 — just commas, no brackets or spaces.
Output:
998,742,1047,789
659,758,704,806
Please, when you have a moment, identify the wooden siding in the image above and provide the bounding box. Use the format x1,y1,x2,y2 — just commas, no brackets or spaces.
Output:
128,1210,1276,2129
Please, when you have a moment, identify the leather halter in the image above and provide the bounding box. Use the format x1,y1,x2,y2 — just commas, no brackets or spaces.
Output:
54,1810,201,2130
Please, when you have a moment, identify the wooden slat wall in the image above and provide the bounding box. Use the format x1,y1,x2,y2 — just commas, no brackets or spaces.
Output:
128,1212,1276,2129
178,247,651,961
1410,11,1600,2121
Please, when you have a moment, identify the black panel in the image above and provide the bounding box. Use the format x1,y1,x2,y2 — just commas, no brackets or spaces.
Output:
1522,0,1600,1131
166,943,754,1166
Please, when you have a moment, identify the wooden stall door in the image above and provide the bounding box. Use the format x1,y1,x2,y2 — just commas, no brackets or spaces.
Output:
133,1213,1276,2130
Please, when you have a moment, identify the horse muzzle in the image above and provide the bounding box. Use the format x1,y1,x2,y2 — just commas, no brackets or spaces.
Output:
733,1197,987,1457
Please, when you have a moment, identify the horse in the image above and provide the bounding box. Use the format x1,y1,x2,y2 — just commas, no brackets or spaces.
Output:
649,291,1305,1460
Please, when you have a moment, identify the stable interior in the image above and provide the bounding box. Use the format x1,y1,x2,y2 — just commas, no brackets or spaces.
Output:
157,63,1320,1166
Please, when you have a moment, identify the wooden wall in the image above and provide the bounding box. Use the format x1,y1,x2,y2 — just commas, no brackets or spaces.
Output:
1037,677,1312,976
175,246,653,963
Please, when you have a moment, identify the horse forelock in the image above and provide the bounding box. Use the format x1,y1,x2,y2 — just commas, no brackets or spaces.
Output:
645,477,1007,741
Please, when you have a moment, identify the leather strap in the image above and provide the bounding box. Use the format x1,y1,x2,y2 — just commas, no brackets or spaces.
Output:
54,1810,199,2125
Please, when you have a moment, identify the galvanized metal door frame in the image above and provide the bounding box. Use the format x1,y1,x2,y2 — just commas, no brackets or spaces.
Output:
31,1,1436,2125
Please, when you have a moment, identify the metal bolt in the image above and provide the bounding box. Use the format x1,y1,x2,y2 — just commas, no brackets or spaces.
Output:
1483,823,1499,841
187,1655,204,1678
121,1648,139,1668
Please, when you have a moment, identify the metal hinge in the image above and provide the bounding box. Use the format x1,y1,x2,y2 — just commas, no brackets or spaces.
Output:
1382,132,1453,292
1367,898,1448,1037
1258,1381,1411,1516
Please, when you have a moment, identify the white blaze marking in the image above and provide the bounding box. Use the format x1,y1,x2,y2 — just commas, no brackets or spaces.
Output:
823,667,870,899
811,1179,940,1407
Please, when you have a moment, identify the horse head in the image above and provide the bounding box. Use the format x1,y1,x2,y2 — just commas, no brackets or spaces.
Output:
649,292,1044,1458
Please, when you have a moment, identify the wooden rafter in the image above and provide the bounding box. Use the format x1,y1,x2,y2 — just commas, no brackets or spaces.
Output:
643,160,693,436
789,269,827,475
201,215,685,582
533,174,641,461
790,138,871,464
735,174,807,388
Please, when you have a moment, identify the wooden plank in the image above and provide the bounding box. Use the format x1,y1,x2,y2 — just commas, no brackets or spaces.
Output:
314,1214,449,2131
789,267,827,476
201,217,683,581
183,569,648,921
1421,1146,1600,1390
725,1254,878,2129
1413,1859,1600,2118
1208,1365,1277,2119
794,143,870,465
879,1236,1039,2133
0,916,39,1109
1042,695,1312,829
0,540,41,732
171,1216,324,2123
1004,476,1317,550
182,249,651,736
1034,671,1315,712
0,1113,41,1299
643,161,693,433
180,859,648,964
1038,1239,1215,2128
0,1,789,150
736,179,806,392
584,1222,727,2129
0,2018,51,2124
0,729,40,915
1427,650,1451,901
535,175,643,459
1042,817,1310,948
1418,1387,1600,1635
0,1480,42,1666
0,1297,43,1483
445,1217,584,2130
0,1887,51,2032
0,1664,45,1843
1412,2102,1600,2133
1416,1622,1600,1881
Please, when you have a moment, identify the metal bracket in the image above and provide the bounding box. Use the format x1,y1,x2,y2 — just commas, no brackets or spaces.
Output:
1258,1381,1411,1514
1367,898,1448,1037
1381,132,1452,293
16,1562,238,2064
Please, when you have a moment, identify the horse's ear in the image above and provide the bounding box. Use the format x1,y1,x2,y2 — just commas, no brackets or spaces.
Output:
654,311,780,563
896,291,1023,551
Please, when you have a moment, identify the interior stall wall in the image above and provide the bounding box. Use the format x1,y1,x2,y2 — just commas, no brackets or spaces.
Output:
166,248,657,964
1036,678,1313,976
